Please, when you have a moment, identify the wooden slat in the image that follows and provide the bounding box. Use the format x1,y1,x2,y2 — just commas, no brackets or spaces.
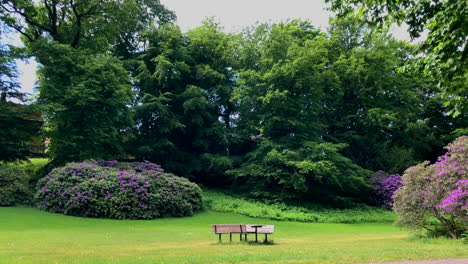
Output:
211,224,246,234
212,224,274,234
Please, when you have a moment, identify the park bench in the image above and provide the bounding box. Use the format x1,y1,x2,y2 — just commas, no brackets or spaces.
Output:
211,224,274,242
211,224,248,242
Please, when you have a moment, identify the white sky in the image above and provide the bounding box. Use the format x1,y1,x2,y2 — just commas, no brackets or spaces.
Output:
15,0,416,96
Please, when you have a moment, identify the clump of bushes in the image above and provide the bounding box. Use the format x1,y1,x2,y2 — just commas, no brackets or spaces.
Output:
35,161,203,219
394,136,467,239
369,171,402,210
0,165,32,206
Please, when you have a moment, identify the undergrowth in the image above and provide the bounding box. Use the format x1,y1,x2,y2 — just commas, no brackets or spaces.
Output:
203,189,395,223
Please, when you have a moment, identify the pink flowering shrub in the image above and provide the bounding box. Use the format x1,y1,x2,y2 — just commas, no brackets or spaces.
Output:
35,161,203,219
394,136,468,239
438,179,468,220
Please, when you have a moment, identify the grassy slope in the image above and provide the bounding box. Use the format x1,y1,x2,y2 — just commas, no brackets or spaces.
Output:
0,207,466,264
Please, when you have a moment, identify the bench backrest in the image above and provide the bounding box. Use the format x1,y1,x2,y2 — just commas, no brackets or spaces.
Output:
212,224,247,233
246,224,275,234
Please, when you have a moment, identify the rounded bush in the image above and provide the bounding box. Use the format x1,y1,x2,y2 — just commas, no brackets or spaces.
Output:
35,161,203,219
0,165,31,206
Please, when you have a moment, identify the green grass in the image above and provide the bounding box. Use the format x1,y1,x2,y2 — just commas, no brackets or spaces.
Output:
204,189,395,223
15,158,49,174
1,207,466,264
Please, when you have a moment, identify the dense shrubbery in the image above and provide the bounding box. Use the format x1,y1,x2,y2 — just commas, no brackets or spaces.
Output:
204,189,395,223
394,136,467,239
0,165,32,206
369,171,402,210
17,158,49,188
35,161,203,219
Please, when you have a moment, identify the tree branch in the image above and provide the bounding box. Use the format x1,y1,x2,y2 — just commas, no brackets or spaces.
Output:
1,2,53,35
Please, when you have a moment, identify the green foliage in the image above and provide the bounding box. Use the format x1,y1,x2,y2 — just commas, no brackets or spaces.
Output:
0,102,42,162
36,43,133,163
228,139,371,202
0,28,41,162
324,16,466,174
327,0,468,116
1,4,466,210
0,164,31,206
131,20,236,184
0,0,174,164
16,158,49,187
35,161,203,219
229,20,374,201
0,0,174,52
204,189,395,223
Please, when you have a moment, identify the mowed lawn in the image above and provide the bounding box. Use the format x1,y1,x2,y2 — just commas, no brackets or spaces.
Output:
0,207,466,264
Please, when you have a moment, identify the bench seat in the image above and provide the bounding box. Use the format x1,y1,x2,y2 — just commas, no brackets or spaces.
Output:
212,224,274,242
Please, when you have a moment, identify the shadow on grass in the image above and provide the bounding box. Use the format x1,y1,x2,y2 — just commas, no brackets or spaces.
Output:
212,240,276,246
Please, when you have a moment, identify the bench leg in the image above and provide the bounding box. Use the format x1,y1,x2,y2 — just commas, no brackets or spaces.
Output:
240,233,242,241
245,234,247,241
218,234,222,242
264,234,268,242
230,233,232,242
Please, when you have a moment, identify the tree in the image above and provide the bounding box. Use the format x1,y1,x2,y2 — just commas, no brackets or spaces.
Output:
326,0,468,116
0,0,173,164
394,136,468,239
229,20,372,202
0,0,174,52
132,20,236,184
36,43,133,163
323,16,467,174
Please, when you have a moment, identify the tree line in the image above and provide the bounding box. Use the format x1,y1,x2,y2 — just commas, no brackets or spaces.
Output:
0,0,466,203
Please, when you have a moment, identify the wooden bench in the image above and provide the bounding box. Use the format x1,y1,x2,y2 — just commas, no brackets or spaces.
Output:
211,224,248,242
212,224,275,242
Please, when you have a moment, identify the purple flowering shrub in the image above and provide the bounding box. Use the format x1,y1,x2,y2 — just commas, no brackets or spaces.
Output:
93,160,164,173
438,179,468,220
369,171,402,210
35,161,203,219
394,136,468,239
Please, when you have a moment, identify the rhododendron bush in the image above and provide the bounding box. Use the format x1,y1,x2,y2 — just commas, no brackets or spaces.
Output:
35,161,203,219
394,136,468,239
370,171,402,210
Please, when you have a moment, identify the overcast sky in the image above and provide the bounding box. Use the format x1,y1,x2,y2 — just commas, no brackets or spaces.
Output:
15,0,415,97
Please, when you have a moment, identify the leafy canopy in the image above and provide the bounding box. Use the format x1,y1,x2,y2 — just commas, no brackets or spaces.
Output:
326,0,468,116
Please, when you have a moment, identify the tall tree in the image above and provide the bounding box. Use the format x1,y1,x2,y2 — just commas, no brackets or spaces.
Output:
0,0,174,164
324,16,468,173
326,0,468,116
229,20,372,203
36,43,133,162
132,20,236,184
0,0,174,52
